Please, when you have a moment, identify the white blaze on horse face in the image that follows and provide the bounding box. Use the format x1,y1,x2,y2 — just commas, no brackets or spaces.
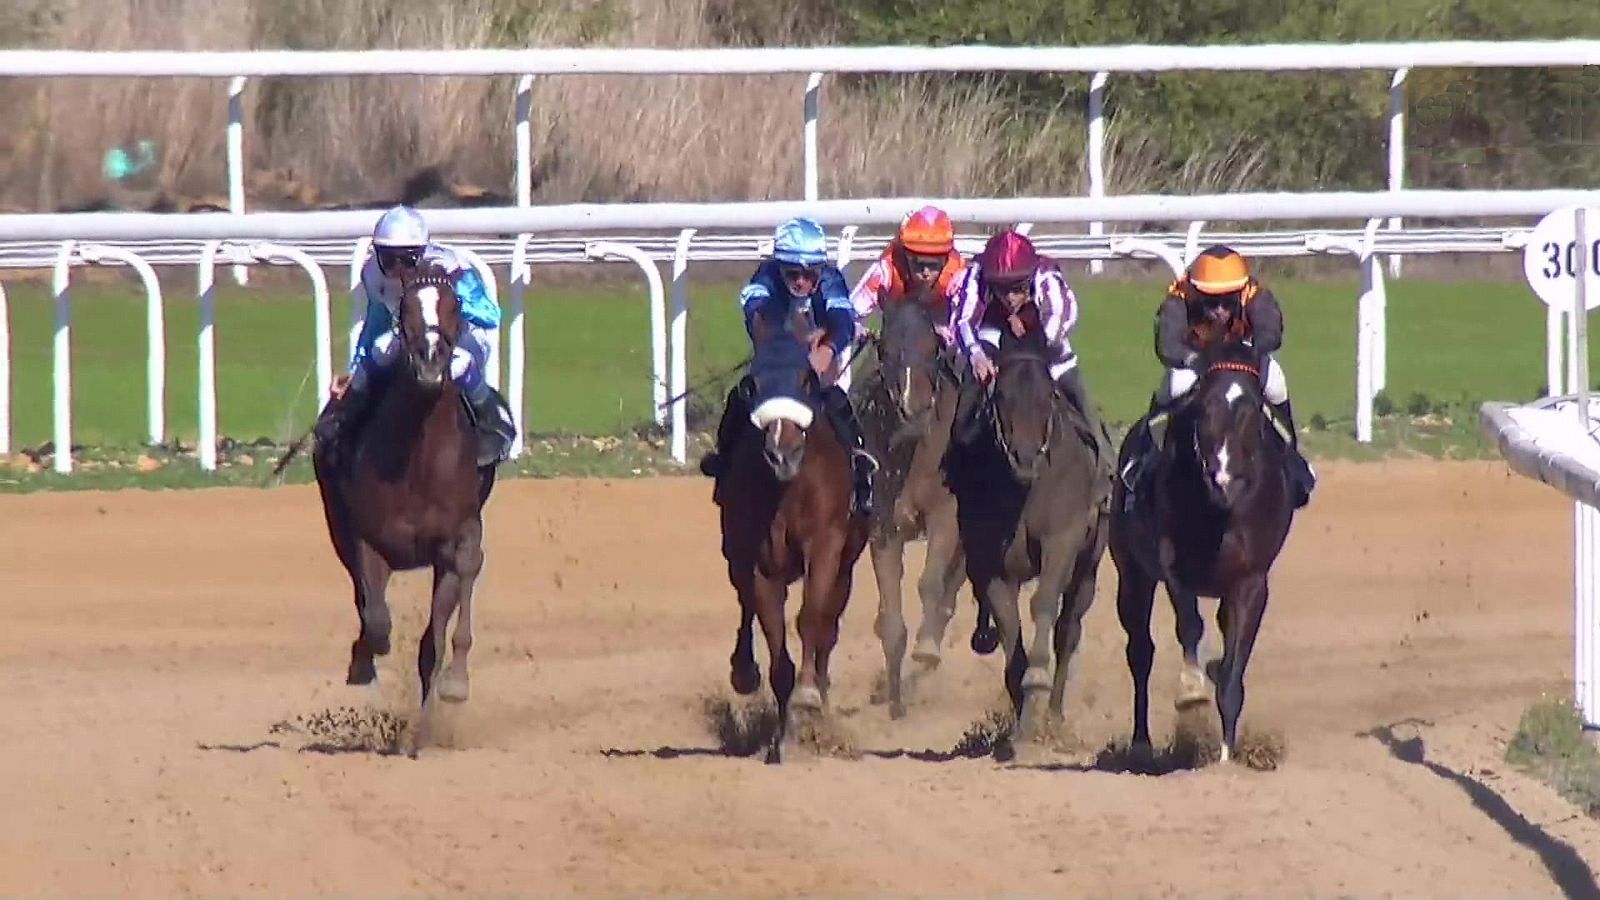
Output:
1223,381,1245,408
418,285,442,355
1214,441,1233,490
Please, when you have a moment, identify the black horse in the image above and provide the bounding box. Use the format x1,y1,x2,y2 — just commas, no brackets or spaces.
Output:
1109,338,1299,762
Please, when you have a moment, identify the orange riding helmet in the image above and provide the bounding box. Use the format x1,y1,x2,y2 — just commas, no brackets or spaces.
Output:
1183,245,1253,297
897,205,956,256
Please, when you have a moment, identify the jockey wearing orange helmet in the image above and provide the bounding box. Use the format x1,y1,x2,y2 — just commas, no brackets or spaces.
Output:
1120,244,1314,507
849,205,966,344
946,228,1113,473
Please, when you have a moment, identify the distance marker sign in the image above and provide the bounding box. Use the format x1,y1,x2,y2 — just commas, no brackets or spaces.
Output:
1524,205,1600,313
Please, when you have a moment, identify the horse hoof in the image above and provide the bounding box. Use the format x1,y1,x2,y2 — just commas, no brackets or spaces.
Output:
1220,742,1233,764
730,665,762,696
911,646,941,668
889,700,907,720
436,673,470,703
790,685,823,712
970,627,1000,656
346,657,377,686
1176,666,1210,709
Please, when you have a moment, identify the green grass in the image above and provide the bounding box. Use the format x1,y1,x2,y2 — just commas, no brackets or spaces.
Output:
0,269,1575,458
1505,696,1600,820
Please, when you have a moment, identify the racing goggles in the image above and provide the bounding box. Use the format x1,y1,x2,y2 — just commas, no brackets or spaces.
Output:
376,245,425,274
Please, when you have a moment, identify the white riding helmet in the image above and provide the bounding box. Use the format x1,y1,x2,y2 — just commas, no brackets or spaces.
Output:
373,204,429,247
372,205,429,274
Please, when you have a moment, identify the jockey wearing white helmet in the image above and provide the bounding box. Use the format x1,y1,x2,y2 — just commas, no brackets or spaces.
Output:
314,204,516,467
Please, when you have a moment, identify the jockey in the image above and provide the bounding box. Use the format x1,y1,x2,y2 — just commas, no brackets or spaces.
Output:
849,204,966,343
313,204,517,467
698,216,879,516
948,228,1113,475
1119,244,1316,507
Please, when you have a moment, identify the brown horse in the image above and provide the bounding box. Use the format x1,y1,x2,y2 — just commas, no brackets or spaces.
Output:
1109,337,1298,762
312,262,498,720
856,293,972,720
717,310,870,764
945,316,1110,744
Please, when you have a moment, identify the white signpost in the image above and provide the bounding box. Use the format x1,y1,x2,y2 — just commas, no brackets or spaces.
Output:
1511,205,1600,728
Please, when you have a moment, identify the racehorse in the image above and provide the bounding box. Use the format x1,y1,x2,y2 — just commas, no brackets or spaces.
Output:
717,308,870,764
855,291,973,719
312,261,498,722
945,311,1110,744
1108,337,1298,763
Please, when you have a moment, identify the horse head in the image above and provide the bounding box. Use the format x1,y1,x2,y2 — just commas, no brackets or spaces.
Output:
988,313,1058,484
875,288,952,429
1181,339,1273,511
396,262,463,394
747,317,821,483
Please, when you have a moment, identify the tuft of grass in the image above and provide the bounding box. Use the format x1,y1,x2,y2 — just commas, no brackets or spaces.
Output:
1505,696,1600,818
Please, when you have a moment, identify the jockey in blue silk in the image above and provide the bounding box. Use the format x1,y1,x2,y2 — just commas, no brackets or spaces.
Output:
698,216,879,516
313,204,517,467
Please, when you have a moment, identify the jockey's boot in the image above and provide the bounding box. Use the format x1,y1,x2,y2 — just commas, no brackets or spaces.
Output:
951,369,988,448
699,377,754,506
314,373,375,468
1118,393,1168,496
822,385,880,517
1269,397,1316,509
1054,367,1114,482
465,382,518,468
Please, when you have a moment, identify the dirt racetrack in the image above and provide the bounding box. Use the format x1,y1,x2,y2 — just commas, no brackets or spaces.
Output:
5,459,1600,897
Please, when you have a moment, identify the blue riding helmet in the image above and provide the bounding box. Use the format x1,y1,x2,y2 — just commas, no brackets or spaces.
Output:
771,217,829,267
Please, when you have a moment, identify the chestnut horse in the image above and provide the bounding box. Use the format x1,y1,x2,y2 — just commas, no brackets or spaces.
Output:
312,262,498,720
717,310,870,764
1109,337,1299,762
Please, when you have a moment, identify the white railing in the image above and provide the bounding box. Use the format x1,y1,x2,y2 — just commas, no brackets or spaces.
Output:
5,41,1599,286
1,189,1596,473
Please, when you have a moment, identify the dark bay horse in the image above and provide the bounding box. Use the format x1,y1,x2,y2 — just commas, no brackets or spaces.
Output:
312,263,498,718
717,311,870,764
946,316,1110,744
1109,338,1298,762
855,293,971,719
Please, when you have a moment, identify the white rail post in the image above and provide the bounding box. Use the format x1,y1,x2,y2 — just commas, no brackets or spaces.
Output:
51,241,74,473
835,224,861,395
1360,217,1388,417
1574,205,1597,725
251,242,332,414
1307,223,1384,443
508,234,532,458
196,241,225,471
453,246,502,389
1551,305,1567,398
79,244,165,446
0,280,8,456
346,237,370,363
803,72,823,202
670,228,696,464
1387,68,1408,281
515,75,535,208
1184,220,1207,265
228,76,249,287
585,241,668,428
1087,71,1109,276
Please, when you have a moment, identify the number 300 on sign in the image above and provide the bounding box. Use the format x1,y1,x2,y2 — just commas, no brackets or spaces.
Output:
1539,240,1600,279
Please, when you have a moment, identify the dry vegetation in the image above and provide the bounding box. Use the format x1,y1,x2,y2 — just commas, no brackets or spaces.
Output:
0,0,1266,213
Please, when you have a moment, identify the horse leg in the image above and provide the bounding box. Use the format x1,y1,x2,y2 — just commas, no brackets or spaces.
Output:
911,509,965,668
752,571,794,765
1016,545,1077,744
347,543,392,685
1215,574,1269,763
794,538,844,715
727,560,762,695
1050,511,1110,721
418,545,470,708
1169,582,1209,709
868,535,909,718
816,564,854,709
436,525,485,703
1114,558,1158,751
979,574,1026,720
